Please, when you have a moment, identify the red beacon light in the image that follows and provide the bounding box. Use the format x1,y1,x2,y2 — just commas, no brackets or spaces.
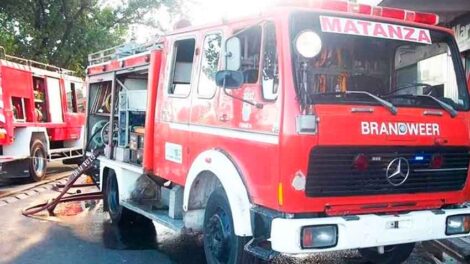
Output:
353,154,369,172
430,154,444,169
409,11,439,25
288,0,439,25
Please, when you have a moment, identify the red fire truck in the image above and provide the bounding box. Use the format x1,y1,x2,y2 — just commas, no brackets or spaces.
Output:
0,48,85,181
86,1,470,263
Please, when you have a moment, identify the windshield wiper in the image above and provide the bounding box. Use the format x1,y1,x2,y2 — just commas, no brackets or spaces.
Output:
348,91,397,115
314,91,397,115
414,94,457,118
384,94,457,118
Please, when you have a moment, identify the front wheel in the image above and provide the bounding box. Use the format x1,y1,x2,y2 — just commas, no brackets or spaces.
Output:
358,243,415,264
105,172,138,225
203,188,255,264
29,139,47,182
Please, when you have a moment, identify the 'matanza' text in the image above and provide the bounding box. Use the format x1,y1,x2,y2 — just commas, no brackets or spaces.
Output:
361,122,440,136
320,16,432,45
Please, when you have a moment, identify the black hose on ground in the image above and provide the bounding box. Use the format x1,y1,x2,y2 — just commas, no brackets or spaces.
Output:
22,125,106,217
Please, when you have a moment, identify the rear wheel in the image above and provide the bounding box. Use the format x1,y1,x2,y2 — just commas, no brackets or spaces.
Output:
29,139,47,182
358,243,415,264
105,172,138,225
203,188,256,264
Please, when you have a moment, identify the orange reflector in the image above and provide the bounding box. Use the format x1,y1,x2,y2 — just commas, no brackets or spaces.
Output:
85,176,94,185
278,183,284,206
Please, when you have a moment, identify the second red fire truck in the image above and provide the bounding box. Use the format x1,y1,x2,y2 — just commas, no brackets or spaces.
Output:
0,48,85,181
86,1,470,263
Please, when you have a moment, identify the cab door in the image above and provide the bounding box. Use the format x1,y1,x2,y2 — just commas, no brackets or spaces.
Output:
154,36,199,184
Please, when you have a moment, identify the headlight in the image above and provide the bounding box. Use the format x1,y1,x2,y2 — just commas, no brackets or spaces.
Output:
295,30,322,59
446,215,470,235
301,225,338,249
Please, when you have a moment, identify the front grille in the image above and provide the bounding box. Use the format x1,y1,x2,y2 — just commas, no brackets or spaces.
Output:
305,146,470,197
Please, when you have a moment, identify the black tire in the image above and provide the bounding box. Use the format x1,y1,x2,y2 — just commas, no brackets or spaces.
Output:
203,188,256,264
105,172,138,225
29,139,47,182
358,243,415,264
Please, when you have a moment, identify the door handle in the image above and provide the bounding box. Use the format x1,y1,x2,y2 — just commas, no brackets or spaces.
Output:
351,107,374,113
424,110,443,116
218,114,229,122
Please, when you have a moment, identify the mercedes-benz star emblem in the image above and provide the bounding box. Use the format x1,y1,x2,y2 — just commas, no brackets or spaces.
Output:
386,157,410,186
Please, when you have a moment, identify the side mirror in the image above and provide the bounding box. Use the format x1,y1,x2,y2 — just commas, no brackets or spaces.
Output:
215,70,244,89
225,37,241,71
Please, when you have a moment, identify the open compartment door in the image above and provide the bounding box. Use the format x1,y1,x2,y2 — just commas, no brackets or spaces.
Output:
46,77,63,123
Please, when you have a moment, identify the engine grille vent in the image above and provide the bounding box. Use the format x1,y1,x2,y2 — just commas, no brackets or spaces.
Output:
305,147,470,197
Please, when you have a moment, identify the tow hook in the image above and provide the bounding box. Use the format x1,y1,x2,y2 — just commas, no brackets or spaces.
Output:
378,246,385,254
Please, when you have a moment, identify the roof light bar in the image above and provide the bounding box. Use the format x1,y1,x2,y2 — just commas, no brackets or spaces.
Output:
348,3,372,15
288,0,439,25
411,11,439,25
374,7,406,20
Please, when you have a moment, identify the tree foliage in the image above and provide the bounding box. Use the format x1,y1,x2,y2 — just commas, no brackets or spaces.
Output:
0,0,179,75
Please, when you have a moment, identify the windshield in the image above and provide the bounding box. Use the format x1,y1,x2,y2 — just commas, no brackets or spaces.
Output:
290,12,469,111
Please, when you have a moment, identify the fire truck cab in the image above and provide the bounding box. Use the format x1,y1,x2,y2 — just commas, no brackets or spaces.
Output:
0,48,85,181
86,1,470,263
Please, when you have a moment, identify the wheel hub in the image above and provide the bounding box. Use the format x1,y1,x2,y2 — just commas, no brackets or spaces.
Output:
33,148,45,175
108,179,119,214
206,208,231,262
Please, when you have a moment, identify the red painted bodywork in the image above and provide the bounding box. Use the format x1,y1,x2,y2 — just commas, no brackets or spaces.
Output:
88,6,470,216
143,51,163,172
0,62,85,145
87,54,150,76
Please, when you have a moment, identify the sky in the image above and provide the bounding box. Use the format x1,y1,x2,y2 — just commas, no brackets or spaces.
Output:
105,0,384,43
188,0,382,25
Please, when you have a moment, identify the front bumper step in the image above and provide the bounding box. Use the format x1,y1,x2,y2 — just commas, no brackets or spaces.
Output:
270,207,470,254
244,238,279,261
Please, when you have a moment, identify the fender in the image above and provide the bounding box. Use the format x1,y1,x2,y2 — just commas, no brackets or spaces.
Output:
183,149,253,236
3,127,49,159
99,157,143,201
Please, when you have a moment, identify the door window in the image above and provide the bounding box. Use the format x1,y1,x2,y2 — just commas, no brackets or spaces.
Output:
237,26,262,84
261,23,279,101
168,38,196,97
198,33,222,98
66,82,86,113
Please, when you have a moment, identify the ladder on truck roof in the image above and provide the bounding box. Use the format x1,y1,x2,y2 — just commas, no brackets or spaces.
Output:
0,46,77,76
88,38,162,66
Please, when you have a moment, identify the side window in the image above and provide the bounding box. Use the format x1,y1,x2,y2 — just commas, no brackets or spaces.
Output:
168,38,196,96
261,23,279,100
66,82,77,113
198,33,222,98
238,26,262,84
65,82,85,113
75,83,86,113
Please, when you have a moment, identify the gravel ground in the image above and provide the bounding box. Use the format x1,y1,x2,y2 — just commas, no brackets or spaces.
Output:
0,172,444,264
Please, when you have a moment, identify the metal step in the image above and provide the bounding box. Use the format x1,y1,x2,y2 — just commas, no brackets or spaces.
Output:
439,237,470,260
423,238,470,263
49,147,82,154
121,200,184,232
48,147,83,161
244,238,279,261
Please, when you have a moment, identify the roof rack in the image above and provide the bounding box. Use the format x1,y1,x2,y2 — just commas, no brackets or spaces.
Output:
88,38,162,66
0,46,77,76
